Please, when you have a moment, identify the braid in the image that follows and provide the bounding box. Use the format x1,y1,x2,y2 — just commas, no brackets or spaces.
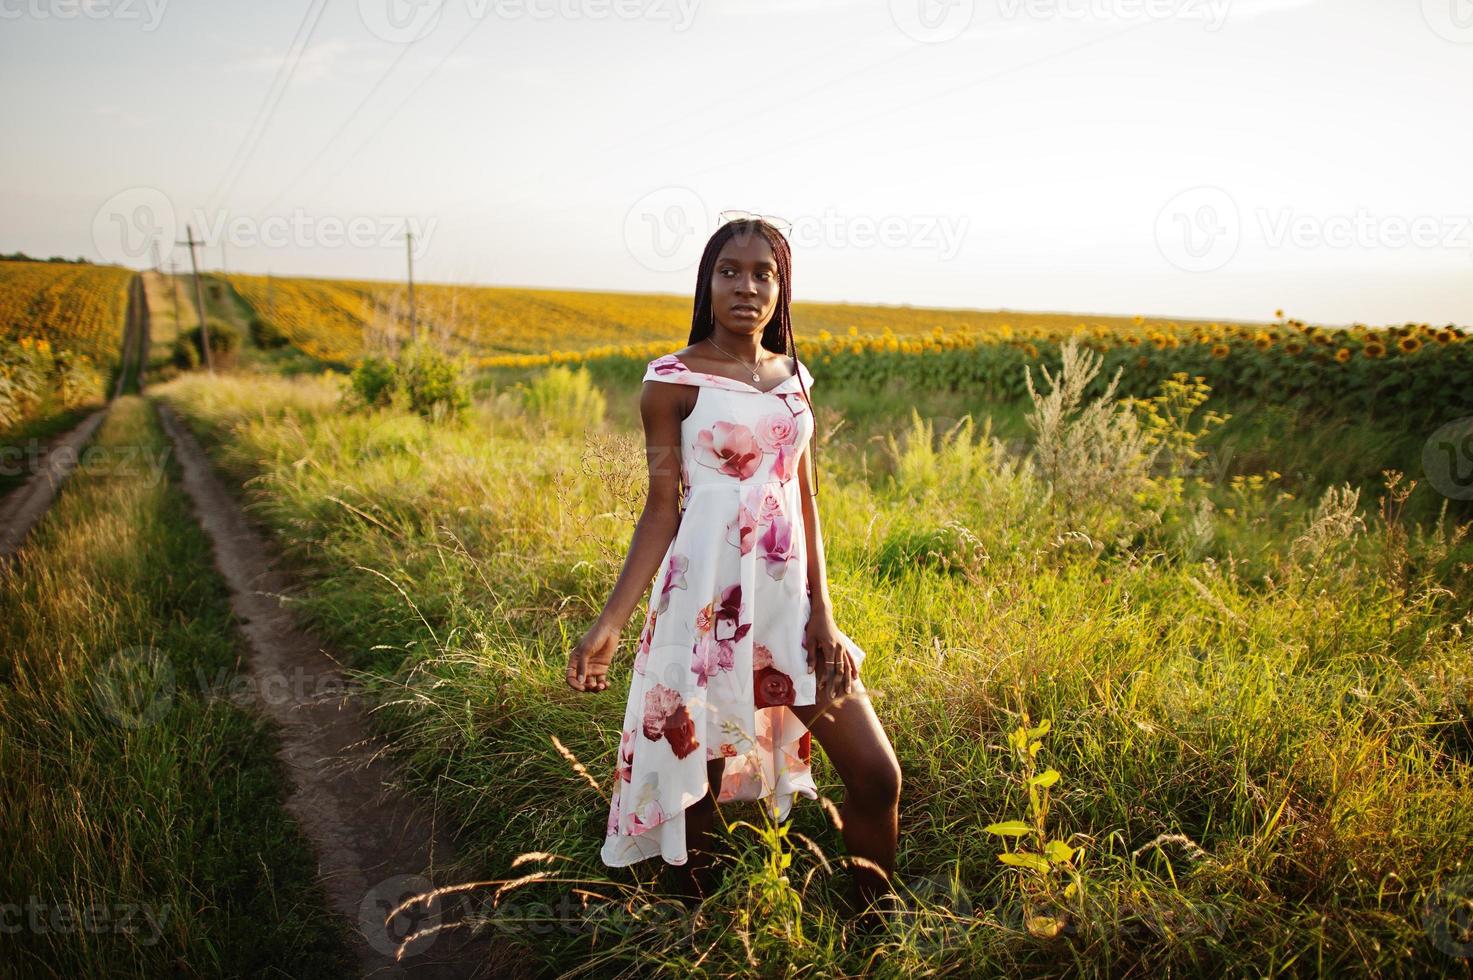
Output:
688,217,818,499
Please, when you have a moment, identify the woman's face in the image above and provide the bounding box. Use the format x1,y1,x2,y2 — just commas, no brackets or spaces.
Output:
709,232,779,336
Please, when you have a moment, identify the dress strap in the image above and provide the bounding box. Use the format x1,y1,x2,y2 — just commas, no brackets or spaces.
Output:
644,352,812,395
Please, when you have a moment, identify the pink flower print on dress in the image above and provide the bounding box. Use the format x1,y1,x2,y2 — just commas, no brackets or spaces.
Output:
694,599,715,637
725,502,758,555
633,607,658,675
770,444,800,483
695,422,762,480
607,781,623,836
755,412,798,453
753,642,797,708
690,633,735,687
649,354,687,379
656,554,688,614
758,516,796,580
742,483,784,527
617,728,636,783
641,683,700,759
626,771,666,834
714,584,751,646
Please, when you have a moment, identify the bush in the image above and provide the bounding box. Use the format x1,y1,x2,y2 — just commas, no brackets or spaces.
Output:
1023,336,1160,516
175,318,241,370
348,353,399,409
520,364,605,437
343,341,470,419
172,331,199,370
398,340,470,417
250,315,290,349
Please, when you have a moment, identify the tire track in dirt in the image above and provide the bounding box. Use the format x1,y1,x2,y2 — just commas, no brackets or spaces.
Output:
0,274,147,560
155,401,517,979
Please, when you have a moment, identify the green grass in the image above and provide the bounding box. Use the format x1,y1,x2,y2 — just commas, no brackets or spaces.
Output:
147,360,1473,977
0,396,355,978
0,404,100,498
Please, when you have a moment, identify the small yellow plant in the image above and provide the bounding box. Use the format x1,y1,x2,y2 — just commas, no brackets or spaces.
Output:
985,712,1084,938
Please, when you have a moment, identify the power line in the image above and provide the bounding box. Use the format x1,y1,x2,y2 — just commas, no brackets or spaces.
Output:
202,0,331,217
259,36,429,214
455,30,909,216
300,12,491,203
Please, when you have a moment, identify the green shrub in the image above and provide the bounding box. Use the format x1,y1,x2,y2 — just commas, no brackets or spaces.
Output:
176,318,241,370
348,354,399,409
520,364,605,437
172,331,199,370
397,340,470,417
344,342,470,419
249,315,290,349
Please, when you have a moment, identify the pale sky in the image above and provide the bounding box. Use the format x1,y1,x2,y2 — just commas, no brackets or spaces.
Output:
2,0,1470,326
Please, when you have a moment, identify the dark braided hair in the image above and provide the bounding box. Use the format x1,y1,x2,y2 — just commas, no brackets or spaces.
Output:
687,218,819,498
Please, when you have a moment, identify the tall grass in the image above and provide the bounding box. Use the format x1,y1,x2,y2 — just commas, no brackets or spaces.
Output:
0,396,353,977
149,350,1473,976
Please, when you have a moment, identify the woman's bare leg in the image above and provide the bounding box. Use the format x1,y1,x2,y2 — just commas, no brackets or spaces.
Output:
789,676,902,917
666,757,730,905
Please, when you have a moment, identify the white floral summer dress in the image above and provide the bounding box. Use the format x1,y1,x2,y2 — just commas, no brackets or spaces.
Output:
600,352,868,868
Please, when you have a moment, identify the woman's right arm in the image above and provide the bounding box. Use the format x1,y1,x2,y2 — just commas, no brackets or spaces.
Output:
566,380,684,691
595,379,686,631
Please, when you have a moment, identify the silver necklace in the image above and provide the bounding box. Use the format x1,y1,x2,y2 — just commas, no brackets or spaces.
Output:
706,337,766,382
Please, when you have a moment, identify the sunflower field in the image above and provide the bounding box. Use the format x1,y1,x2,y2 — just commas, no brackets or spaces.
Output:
0,260,131,364
0,261,124,432
224,273,1468,424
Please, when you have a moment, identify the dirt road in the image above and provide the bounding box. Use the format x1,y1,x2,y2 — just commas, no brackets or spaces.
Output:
155,402,518,979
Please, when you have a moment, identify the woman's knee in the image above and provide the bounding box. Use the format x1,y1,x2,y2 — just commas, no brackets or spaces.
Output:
849,755,902,810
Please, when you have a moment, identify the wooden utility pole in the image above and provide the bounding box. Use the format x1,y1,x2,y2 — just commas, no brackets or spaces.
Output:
406,231,417,344
176,225,214,373
150,240,162,273
221,240,229,276
169,259,181,331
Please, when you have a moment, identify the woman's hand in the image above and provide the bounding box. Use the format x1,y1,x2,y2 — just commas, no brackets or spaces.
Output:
567,621,619,692
804,608,857,699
